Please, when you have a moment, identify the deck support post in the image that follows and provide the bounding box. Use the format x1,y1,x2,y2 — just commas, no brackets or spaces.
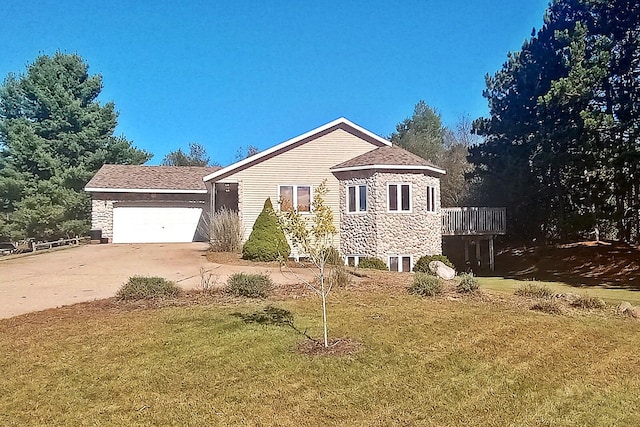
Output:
489,236,495,271
462,237,469,265
475,239,481,267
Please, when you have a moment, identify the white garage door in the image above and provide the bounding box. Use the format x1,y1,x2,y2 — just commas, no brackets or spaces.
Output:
112,206,203,243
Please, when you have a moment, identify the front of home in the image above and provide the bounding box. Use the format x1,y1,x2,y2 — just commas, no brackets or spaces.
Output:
85,118,446,271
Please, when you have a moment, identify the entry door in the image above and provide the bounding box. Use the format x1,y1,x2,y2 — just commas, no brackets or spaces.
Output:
215,183,239,212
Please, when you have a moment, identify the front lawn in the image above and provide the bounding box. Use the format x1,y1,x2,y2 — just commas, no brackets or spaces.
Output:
1,285,639,426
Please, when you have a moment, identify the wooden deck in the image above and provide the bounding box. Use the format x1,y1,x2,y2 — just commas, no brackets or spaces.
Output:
442,207,506,236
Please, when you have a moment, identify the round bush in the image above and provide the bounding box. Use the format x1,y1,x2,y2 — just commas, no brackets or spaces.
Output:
357,257,388,270
116,276,181,301
226,272,273,298
242,198,290,261
408,273,442,297
413,255,454,273
456,273,479,293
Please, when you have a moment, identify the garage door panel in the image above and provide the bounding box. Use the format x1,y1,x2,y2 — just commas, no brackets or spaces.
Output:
113,207,203,243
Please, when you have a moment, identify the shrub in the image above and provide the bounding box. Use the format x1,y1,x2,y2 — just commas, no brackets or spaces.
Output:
514,283,554,299
116,276,181,301
457,273,479,293
408,273,442,297
242,198,290,261
328,265,352,288
531,300,563,315
321,246,343,265
357,257,388,270
204,208,243,252
226,272,273,298
413,254,454,274
570,294,606,309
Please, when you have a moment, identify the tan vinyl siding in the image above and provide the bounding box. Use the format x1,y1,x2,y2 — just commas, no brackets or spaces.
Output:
224,128,380,252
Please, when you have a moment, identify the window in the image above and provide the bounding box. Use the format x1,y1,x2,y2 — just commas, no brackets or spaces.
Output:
347,184,367,213
426,186,436,212
279,185,311,212
387,183,411,212
388,255,412,272
346,255,365,267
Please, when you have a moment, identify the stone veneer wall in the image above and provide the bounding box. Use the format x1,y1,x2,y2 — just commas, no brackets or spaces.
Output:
373,171,442,262
90,192,207,241
91,198,115,238
336,170,442,264
337,171,378,257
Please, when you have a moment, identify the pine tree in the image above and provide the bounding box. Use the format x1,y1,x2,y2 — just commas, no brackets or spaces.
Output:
0,52,151,240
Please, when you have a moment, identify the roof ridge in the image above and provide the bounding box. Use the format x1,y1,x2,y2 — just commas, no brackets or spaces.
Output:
202,117,390,182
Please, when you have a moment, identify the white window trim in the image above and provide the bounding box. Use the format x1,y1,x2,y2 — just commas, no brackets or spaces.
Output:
277,184,313,213
346,184,367,214
345,254,366,267
387,182,412,213
426,185,436,213
388,254,413,272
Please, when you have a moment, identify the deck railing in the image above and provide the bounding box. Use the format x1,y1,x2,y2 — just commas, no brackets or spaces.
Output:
442,207,506,236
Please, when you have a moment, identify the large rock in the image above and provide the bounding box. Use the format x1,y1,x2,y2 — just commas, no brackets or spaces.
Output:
618,301,640,320
618,301,633,314
429,260,456,280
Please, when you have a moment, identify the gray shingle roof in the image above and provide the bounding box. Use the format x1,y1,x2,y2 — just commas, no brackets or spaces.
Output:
331,145,445,173
85,164,221,192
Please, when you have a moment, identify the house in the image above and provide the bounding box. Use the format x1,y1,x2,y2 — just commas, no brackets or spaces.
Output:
86,118,447,271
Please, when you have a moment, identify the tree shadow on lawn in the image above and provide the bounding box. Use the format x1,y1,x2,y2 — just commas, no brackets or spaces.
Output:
231,306,360,356
488,241,640,291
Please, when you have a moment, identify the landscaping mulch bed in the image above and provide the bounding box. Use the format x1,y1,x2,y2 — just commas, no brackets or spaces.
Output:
297,337,361,356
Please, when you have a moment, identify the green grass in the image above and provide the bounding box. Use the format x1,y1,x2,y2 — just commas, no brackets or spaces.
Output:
479,277,640,306
1,289,640,426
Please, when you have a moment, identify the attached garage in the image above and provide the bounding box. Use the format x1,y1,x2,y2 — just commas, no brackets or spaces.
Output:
85,165,220,243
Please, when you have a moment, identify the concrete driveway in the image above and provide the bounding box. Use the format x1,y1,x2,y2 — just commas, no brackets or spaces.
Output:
0,243,301,319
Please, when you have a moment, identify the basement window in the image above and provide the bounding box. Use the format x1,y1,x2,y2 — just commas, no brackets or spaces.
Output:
345,255,366,267
388,255,412,272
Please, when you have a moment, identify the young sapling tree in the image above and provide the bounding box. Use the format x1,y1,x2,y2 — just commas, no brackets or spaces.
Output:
279,179,338,348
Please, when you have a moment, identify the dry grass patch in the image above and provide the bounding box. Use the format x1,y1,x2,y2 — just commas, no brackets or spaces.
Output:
570,293,607,309
531,299,564,315
514,282,555,299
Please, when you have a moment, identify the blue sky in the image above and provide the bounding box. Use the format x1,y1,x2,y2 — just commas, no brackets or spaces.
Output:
2,0,549,165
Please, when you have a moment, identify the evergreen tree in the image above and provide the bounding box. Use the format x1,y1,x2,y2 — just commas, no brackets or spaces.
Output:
0,52,151,240
242,198,290,261
391,101,476,206
390,101,446,164
470,0,640,242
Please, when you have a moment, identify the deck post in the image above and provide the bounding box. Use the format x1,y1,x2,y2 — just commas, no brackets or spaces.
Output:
464,238,469,264
475,239,481,267
489,236,495,271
